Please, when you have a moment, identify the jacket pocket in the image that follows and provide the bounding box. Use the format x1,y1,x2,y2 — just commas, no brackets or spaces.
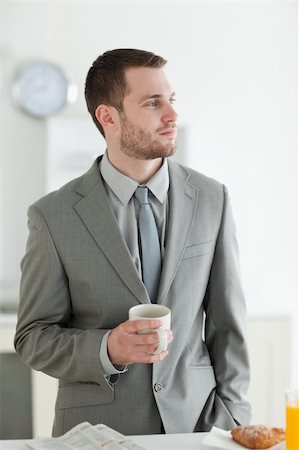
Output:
182,240,213,260
56,382,114,409
189,362,214,369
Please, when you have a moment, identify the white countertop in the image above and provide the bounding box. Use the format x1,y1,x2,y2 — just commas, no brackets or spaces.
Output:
0,433,209,450
134,433,208,449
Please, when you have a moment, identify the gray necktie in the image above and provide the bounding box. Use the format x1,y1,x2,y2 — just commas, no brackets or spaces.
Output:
135,186,161,302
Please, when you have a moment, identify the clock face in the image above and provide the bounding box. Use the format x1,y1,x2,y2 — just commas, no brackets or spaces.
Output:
12,61,77,118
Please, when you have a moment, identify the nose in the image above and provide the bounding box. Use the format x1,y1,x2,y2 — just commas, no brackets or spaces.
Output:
162,103,178,124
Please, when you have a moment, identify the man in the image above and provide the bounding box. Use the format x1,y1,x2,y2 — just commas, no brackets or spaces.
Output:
14,48,251,437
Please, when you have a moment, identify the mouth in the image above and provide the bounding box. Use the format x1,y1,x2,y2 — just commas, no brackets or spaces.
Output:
159,127,177,138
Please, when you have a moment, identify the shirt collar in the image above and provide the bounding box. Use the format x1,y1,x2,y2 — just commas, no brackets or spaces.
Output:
146,159,169,204
100,151,169,206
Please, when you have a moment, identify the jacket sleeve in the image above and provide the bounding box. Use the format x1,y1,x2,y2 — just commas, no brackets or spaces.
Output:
14,204,112,392
203,185,251,426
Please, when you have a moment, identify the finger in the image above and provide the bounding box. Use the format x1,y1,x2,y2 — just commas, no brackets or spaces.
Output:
133,329,173,347
134,332,161,346
126,319,163,333
134,349,169,364
132,334,167,356
167,330,173,343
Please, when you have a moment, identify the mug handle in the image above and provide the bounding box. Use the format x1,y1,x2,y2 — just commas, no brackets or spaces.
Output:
152,328,167,354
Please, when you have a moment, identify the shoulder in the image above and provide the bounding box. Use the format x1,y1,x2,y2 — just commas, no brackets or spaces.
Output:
168,159,225,196
29,157,102,217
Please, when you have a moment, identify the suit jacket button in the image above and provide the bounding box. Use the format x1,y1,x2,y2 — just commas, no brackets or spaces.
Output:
154,382,163,392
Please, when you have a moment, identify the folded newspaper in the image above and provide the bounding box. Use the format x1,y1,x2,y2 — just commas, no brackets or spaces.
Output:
26,422,146,450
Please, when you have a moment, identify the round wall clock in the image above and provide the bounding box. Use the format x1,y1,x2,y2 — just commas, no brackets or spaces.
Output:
12,60,78,118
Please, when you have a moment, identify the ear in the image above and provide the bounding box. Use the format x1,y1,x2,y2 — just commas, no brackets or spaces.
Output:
95,104,119,131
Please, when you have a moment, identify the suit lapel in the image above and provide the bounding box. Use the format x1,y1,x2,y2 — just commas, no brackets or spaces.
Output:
72,158,197,305
74,159,149,304
158,161,198,301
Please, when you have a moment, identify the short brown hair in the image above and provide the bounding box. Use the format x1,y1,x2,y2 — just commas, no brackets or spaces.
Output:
85,48,167,137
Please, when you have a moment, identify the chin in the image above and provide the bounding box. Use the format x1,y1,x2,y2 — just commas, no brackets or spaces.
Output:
163,144,176,157
144,145,176,160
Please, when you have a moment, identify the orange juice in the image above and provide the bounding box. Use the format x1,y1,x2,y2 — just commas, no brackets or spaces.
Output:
286,404,299,450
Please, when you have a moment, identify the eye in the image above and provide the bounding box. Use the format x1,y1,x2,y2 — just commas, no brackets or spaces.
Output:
146,100,159,108
169,97,176,104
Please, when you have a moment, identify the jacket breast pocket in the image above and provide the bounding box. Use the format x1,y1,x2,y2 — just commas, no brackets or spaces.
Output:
182,240,213,260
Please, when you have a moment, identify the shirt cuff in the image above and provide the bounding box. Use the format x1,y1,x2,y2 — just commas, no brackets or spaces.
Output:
100,330,128,375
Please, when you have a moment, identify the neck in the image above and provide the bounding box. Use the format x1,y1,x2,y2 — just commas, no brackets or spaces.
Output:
107,148,163,184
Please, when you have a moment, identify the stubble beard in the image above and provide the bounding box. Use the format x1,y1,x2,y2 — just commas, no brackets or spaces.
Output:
119,116,176,160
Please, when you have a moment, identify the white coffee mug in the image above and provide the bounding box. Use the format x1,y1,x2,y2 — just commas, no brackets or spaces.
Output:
129,304,171,355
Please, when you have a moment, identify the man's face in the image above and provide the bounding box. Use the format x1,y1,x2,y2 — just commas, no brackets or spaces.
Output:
118,67,178,160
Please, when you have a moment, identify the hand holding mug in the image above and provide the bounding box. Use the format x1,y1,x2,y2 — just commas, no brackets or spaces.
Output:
129,304,171,355
107,304,172,366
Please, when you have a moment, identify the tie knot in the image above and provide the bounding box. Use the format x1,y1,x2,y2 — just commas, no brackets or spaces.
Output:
135,186,149,205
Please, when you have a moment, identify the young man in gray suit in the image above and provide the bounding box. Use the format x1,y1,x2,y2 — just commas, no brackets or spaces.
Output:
15,49,251,436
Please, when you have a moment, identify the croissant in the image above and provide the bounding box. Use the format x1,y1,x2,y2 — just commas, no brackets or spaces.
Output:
231,425,286,449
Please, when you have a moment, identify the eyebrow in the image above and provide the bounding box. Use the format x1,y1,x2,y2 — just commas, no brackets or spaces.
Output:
139,92,176,104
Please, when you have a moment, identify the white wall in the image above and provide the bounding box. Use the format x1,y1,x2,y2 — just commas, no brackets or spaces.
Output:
0,0,297,417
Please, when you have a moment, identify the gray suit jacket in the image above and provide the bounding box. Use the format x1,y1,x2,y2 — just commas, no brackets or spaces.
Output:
14,157,251,436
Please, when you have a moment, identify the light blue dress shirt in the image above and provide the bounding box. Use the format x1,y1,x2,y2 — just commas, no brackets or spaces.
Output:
99,151,169,376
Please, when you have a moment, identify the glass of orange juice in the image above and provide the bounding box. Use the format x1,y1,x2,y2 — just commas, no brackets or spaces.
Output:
286,389,299,450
